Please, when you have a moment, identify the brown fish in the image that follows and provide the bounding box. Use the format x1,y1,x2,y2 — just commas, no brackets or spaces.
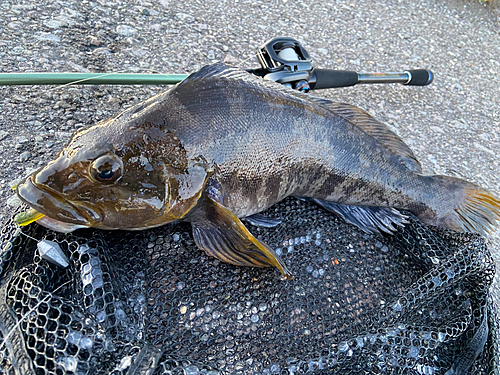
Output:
16,63,500,279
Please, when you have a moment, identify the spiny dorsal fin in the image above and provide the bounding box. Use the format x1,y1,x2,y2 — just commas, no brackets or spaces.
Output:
178,62,252,85
310,100,423,173
178,62,298,93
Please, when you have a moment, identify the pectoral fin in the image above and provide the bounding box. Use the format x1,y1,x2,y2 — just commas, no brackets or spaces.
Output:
189,195,292,279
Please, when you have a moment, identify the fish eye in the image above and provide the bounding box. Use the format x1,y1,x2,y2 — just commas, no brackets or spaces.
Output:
90,154,123,183
98,170,114,180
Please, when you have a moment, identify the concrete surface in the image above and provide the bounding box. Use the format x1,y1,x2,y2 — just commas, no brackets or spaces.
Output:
0,0,499,302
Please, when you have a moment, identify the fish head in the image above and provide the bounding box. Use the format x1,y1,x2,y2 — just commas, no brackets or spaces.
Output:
16,121,212,232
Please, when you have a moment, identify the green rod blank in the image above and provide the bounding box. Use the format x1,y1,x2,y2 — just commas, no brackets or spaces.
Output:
0,73,189,86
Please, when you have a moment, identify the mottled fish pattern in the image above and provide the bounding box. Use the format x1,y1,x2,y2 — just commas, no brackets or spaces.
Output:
16,63,500,279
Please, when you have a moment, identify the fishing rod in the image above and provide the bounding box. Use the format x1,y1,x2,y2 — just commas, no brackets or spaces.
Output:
0,72,189,86
0,36,433,90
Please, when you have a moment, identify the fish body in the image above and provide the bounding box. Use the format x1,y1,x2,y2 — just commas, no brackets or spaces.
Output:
16,63,500,279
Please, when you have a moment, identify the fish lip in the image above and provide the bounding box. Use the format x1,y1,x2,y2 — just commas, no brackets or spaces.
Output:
16,175,100,227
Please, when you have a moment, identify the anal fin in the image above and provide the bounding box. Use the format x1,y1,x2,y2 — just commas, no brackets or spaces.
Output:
301,197,408,234
189,195,293,279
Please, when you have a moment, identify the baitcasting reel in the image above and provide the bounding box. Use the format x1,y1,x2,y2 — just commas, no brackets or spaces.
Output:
253,36,434,92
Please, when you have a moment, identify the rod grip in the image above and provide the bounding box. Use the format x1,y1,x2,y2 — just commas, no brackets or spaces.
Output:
311,69,359,89
404,70,434,86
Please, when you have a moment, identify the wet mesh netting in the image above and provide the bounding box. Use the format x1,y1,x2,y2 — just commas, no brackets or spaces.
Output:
0,197,498,374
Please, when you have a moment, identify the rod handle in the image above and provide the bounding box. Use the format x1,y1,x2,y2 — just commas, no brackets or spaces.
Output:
404,69,434,86
310,69,359,89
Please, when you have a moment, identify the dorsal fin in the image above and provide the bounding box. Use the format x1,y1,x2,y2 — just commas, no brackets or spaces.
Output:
177,62,294,93
178,62,252,85
310,99,423,173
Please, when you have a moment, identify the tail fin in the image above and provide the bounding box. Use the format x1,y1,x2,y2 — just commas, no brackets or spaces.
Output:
432,176,500,235
453,187,500,234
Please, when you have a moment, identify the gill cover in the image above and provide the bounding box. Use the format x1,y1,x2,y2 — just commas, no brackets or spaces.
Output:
146,158,214,226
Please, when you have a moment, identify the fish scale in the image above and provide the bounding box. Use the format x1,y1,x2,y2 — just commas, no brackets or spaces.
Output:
167,78,399,213
15,62,500,279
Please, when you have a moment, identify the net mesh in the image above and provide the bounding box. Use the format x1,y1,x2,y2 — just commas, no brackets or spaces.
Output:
0,197,498,375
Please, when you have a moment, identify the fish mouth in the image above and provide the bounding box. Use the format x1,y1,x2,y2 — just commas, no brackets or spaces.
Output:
16,176,101,233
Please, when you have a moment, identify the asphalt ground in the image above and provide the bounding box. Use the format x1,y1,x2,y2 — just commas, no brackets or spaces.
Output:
1,0,499,304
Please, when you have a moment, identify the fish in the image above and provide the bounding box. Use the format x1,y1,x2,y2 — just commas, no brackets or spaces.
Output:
15,62,500,279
